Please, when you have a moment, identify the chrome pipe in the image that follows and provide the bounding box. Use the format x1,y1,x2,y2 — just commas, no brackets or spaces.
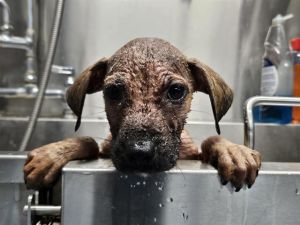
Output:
23,205,61,216
27,0,34,32
244,96,300,149
26,194,33,225
19,0,65,152
0,87,64,97
0,0,12,32
51,65,75,75
0,34,32,50
0,0,36,84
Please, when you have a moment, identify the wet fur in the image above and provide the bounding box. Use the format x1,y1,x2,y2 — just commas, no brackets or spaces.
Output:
67,38,233,171
24,38,261,191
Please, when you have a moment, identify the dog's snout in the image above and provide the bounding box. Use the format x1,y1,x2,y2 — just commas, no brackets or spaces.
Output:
122,139,155,161
133,140,152,153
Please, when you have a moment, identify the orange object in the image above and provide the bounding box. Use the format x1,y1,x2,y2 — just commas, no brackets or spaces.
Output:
293,64,300,122
291,38,300,122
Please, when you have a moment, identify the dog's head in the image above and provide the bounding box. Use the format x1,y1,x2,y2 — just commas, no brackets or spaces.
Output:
66,38,233,172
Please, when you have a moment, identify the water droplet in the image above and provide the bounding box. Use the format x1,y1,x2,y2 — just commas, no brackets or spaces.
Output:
158,203,164,207
158,186,163,191
124,175,128,179
167,197,173,202
296,188,300,195
136,181,141,185
153,217,157,223
182,212,189,221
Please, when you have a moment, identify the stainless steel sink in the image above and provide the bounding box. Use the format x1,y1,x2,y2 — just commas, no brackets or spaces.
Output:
1,117,300,225
62,159,300,225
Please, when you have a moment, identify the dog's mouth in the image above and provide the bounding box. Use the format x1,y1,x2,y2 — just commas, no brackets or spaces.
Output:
110,134,180,173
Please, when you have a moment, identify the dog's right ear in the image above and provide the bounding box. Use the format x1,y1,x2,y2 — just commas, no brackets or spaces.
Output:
66,57,108,131
187,58,233,135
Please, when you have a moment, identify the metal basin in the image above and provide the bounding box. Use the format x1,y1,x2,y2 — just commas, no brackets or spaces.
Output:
1,117,300,225
62,159,300,225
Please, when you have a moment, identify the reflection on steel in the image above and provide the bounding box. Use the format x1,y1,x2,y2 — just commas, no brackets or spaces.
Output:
244,96,300,149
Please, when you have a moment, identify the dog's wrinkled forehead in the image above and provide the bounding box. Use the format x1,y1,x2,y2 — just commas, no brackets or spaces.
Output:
106,38,190,79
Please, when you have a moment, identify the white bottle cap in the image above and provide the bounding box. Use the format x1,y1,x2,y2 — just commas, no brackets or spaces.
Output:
272,14,294,25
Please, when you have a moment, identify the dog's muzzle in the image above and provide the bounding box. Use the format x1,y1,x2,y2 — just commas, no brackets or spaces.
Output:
111,131,179,172
122,139,155,162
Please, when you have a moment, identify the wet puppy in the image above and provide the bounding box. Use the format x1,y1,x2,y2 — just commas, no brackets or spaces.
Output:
24,38,261,191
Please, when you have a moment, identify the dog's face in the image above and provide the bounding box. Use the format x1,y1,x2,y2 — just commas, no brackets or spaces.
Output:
103,41,194,171
66,38,233,172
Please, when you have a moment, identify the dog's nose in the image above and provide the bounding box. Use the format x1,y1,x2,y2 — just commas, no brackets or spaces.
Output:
123,140,155,161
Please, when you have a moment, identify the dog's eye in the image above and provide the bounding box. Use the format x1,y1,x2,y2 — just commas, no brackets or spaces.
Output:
167,84,186,102
104,84,124,101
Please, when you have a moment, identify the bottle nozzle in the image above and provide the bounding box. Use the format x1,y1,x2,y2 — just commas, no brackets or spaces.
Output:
272,14,294,25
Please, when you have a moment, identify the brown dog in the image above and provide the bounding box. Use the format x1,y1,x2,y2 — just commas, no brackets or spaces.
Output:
24,38,261,191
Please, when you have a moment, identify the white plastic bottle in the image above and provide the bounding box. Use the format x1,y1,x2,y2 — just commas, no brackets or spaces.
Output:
256,14,294,123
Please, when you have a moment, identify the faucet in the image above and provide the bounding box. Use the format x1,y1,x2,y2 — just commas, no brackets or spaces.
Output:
0,64,75,117
243,96,300,149
0,0,36,83
0,0,74,118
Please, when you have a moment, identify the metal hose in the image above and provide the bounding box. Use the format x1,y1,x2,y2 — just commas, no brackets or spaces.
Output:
19,0,65,151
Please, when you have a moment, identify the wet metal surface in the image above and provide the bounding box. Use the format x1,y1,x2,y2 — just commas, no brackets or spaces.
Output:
62,159,300,225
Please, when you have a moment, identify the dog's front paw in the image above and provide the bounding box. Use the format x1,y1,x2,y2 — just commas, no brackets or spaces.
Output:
23,142,70,190
24,137,99,190
201,136,261,192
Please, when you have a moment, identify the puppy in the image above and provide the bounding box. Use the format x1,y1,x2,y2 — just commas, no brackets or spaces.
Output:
24,38,261,191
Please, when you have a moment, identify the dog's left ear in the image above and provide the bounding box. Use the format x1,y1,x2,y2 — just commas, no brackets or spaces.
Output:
66,57,108,131
188,58,233,134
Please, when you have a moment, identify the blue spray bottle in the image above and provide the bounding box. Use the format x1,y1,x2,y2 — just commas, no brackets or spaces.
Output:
255,14,294,123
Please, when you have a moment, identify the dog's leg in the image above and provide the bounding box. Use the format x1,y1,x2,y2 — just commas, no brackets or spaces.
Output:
24,137,100,189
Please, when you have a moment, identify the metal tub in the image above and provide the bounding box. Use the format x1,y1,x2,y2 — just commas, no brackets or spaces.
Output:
62,159,300,225
1,118,300,225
